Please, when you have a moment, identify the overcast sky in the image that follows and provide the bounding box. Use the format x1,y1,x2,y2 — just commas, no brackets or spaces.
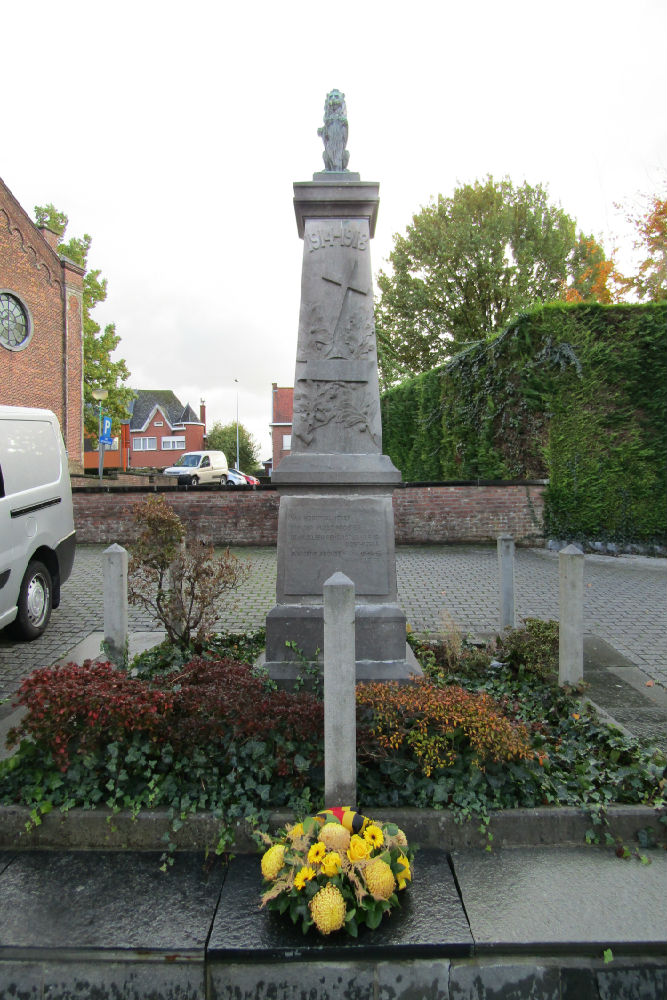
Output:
3,0,665,460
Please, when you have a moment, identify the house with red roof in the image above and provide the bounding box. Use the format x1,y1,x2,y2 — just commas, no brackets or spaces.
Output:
84,390,206,472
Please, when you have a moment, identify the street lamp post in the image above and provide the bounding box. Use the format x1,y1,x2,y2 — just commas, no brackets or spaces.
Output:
234,378,240,470
91,388,108,483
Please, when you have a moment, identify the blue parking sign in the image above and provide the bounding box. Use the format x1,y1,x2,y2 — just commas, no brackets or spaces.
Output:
100,415,113,446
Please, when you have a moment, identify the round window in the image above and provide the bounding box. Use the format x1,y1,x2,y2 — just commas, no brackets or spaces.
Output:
0,292,32,351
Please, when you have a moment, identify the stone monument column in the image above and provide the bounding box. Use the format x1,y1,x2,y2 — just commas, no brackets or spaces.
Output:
265,90,418,684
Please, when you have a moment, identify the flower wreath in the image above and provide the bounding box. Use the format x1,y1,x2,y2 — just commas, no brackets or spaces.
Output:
259,806,414,937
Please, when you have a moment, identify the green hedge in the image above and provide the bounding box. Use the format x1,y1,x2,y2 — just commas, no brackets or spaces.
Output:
380,303,666,543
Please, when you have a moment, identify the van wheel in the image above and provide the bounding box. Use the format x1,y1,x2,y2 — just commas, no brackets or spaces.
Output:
13,561,53,640
190,475,199,486
220,475,227,487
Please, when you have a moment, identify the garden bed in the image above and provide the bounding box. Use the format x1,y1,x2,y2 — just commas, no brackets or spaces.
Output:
1,623,665,863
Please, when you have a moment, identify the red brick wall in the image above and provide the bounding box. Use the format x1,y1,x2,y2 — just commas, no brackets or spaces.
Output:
0,179,84,468
72,484,545,546
393,484,545,544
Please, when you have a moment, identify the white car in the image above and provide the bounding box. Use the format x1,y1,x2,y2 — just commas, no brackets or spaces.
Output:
162,450,229,486
0,406,76,639
225,468,248,488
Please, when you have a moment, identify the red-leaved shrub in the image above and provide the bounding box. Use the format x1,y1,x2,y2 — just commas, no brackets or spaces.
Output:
9,662,173,770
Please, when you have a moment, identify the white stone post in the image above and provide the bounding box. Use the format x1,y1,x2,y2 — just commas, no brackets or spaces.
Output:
169,538,186,638
323,572,357,809
559,544,584,686
497,534,516,630
103,543,128,666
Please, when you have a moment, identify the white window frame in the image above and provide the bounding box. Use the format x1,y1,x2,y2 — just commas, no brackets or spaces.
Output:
133,437,157,451
161,436,186,450
282,434,292,449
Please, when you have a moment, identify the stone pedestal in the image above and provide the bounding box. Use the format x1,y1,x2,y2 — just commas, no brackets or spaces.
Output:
265,175,419,684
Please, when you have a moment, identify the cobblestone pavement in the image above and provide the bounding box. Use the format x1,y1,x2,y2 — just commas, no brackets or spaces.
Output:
1,544,665,707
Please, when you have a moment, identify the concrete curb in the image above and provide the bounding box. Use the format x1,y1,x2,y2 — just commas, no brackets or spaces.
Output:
0,804,662,852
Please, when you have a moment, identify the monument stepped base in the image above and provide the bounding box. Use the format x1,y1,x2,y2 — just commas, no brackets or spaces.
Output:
259,641,422,690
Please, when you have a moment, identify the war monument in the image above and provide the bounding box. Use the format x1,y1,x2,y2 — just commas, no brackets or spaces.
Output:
265,90,419,684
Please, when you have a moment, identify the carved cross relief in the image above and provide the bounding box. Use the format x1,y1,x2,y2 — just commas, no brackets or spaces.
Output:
294,222,380,450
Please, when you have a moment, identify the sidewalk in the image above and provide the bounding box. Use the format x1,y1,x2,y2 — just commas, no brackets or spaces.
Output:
1,545,666,997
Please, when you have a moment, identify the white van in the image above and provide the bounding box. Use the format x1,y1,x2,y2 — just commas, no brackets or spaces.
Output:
0,406,76,639
162,450,229,487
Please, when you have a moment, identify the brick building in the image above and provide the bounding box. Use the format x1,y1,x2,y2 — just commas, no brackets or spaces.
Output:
125,389,206,470
270,383,293,474
0,176,85,469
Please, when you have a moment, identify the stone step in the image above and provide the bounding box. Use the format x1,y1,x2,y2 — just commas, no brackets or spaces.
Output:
0,847,664,998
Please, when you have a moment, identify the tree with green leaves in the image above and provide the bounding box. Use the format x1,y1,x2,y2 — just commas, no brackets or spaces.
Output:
34,203,134,439
206,420,260,473
375,176,580,385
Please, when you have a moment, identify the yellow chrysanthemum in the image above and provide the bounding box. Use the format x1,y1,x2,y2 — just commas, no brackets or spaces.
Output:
260,844,285,881
347,834,370,863
307,842,327,865
364,858,396,900
318,822,351,852
363,824,384,849
287,822,304,839
294,866,316,891
396,853,412,890
321,851,342,877
309,883,346,935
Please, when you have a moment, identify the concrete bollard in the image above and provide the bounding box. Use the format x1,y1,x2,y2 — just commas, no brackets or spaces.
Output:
558,544,584,686
103,543,128,666
323,572,357,809
497,534,516,630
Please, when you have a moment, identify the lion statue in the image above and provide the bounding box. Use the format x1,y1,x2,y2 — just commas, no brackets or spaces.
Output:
317,89,350,172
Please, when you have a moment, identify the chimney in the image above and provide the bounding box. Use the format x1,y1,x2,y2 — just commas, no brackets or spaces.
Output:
38,226,60,251
199,398,206,429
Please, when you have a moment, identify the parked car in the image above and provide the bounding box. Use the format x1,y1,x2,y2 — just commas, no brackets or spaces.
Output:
162,450,228,486
0,406,76,639
225,467,248,488
242,472,260,487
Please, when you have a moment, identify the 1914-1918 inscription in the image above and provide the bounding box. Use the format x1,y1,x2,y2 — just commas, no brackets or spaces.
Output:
282,497,390,595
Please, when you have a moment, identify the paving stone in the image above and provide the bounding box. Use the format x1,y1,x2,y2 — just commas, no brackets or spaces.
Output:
451,847,667,952
208,849,473,961
1,543,665,719
0,851,224,954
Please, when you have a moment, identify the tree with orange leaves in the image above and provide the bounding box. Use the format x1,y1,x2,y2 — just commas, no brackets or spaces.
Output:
619,193,667,302
562,234,623,304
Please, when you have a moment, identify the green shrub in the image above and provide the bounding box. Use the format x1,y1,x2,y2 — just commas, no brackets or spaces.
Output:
381,302,667,543
495,618,560,679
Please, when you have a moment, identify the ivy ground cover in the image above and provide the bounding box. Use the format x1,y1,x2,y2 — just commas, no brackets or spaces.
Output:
0,624,664,856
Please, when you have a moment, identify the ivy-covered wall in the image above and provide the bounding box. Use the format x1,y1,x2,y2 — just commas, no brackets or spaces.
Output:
380,303,667,544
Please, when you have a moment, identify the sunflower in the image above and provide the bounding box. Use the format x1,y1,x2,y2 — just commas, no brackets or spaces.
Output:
294,866,316,890
363,824,384,849
307,842,327,866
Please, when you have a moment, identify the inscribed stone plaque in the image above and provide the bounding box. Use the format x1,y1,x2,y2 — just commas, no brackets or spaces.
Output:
282,496,390,596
